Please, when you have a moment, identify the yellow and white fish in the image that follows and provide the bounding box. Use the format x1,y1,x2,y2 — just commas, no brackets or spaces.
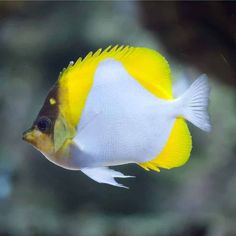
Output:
23,46,211,188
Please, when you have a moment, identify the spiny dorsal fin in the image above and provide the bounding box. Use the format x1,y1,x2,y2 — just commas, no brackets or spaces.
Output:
59,45,172,99
60,45,131,77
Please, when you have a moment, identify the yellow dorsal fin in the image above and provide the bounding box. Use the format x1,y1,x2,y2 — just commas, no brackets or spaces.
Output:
139,118,192,171
58,45,173,129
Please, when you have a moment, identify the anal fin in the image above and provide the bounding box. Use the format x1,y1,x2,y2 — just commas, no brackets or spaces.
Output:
81,167,134,189
139,118,192,171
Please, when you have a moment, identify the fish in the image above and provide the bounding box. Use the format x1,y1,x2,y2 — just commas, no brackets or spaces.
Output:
22,45,211,188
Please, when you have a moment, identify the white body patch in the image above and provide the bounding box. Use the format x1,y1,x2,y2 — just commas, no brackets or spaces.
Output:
73,59,175,168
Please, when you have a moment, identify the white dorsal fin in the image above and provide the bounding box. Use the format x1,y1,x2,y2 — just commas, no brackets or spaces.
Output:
81,167,134,189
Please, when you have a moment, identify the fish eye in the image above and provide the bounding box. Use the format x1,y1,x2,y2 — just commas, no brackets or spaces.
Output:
36,117,52,132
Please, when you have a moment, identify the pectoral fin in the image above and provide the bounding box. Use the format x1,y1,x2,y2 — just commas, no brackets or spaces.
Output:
81,167,134,189
53,117,70,152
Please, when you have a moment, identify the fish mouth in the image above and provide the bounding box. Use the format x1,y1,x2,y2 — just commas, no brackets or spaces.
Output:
22,128,35,143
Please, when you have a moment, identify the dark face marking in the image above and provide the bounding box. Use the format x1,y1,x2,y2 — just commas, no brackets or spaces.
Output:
33,82,59,132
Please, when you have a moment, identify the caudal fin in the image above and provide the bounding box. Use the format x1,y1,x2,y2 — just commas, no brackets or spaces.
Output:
178,74,211,132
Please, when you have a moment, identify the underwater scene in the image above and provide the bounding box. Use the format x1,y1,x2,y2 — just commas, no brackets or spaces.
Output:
0,2,236,236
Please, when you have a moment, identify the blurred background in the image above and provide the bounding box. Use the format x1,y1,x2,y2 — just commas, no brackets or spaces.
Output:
0,1,236,236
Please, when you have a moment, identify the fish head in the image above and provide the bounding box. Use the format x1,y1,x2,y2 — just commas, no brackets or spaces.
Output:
23,84,72,156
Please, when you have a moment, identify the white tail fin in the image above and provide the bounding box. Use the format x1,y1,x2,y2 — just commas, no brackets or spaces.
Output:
178,74,211,132
81,167,134,188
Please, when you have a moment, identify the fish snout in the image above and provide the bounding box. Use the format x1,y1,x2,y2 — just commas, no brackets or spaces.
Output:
22,129,35,143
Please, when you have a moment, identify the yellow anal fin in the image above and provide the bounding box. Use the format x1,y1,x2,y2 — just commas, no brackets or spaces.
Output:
139,118,192,172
